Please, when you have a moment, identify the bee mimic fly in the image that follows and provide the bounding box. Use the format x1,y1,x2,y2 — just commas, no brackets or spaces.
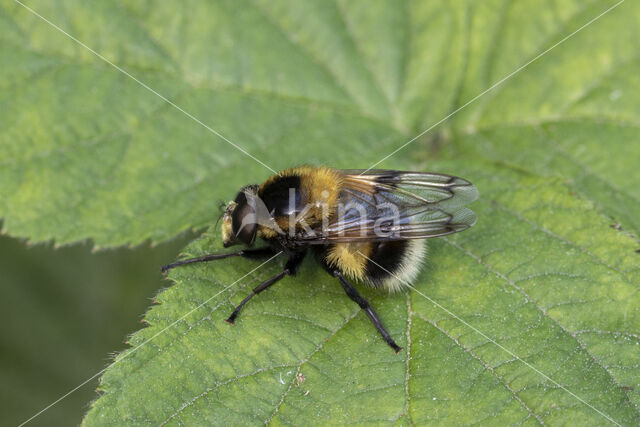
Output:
162,166,478,352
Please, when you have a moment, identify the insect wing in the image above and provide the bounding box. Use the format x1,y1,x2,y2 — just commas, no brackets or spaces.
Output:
297,170,478,244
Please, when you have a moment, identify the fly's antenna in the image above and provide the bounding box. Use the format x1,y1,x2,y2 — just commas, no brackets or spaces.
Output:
211,200,226,238
214,208,225,231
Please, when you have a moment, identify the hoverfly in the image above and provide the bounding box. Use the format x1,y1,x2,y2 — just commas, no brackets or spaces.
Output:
162,166,478,352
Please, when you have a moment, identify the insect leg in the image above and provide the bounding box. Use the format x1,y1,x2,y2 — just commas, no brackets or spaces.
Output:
333,270,402,353
225,270,287,324
161,247,276,273
225,251,306,324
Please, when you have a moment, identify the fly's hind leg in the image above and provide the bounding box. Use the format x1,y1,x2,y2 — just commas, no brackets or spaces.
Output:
332,270,402,353
161,247,277,273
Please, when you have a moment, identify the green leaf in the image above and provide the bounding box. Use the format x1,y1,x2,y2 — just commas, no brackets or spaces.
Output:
2,0,640,425
85,164,640,425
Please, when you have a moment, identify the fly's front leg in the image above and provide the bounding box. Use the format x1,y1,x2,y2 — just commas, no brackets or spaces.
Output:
161,247,277,273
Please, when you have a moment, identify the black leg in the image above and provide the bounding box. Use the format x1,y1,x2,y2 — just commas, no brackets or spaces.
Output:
161,247,276,273
333,270,402,353
225,251,306,324
225,270,288,324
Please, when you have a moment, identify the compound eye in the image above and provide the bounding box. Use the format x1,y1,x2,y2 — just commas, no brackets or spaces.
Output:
231,192,257,246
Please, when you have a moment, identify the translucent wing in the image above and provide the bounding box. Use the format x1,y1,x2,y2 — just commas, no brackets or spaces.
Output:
296,169,478,244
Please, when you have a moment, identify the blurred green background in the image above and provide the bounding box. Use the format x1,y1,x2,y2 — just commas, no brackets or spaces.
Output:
0,230,195,425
